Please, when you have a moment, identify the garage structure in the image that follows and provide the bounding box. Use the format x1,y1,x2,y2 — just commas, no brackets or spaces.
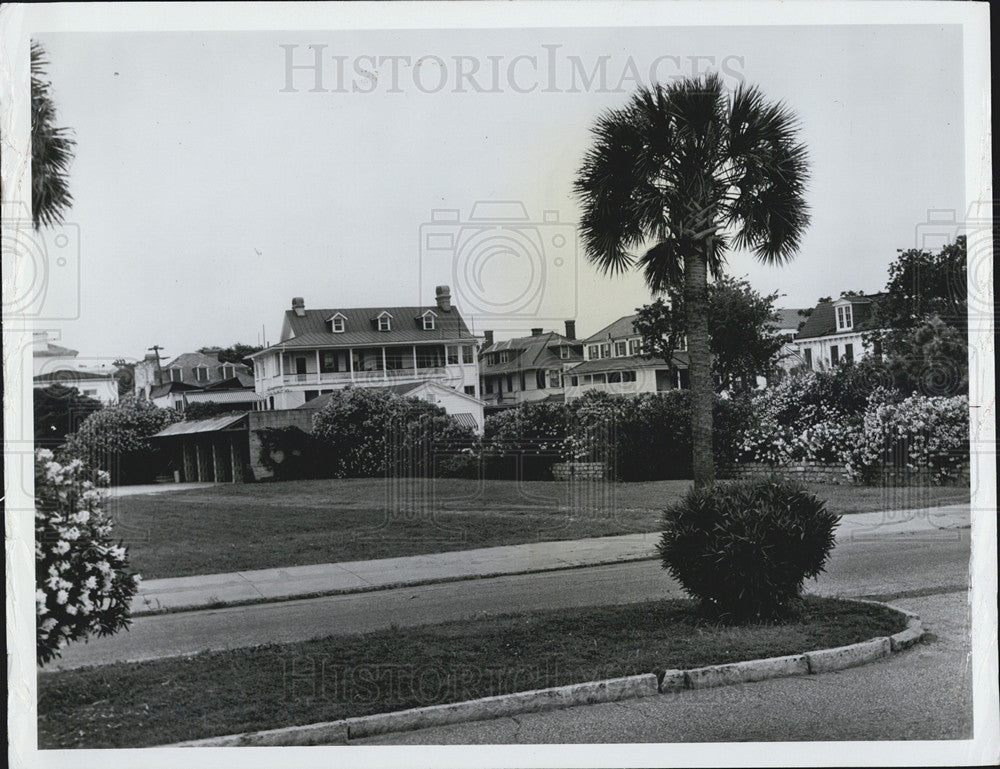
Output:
151,414,251,483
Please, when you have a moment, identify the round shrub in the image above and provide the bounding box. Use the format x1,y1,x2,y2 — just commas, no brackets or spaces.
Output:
657,478,840,621
35,450,140,665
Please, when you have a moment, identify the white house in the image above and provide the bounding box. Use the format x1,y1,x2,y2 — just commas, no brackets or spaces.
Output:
792,293,885,370
32,332,119,404
250,286,484,429
563,314,688,401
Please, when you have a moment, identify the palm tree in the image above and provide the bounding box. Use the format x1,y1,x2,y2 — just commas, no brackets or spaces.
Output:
31,41,75,229
575,74,809,487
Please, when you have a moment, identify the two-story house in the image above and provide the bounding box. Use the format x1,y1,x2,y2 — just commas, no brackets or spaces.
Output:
564,314,688,400
478,321,583,412
250,286,483,428
135,350,256,411
792,293,885,370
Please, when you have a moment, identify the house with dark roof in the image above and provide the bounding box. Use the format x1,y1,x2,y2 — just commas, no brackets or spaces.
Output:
249,286,483,424
791,293,886,371
135,350,256,411
478,321,583,411
564,314,689,400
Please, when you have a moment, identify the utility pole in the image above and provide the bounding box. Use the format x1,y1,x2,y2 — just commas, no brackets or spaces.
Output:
148,345,166,386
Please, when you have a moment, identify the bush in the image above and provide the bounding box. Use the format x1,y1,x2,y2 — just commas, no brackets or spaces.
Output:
482,402,568,480
658,478,840,621
33,385,102,450
184,401,247,421
64,395,180,485
255,425,327,481
35,449,140,665
311,387,477,478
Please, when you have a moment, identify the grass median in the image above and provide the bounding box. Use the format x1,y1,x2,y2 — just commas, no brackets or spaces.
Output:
113,478,968,579
38,595,907,748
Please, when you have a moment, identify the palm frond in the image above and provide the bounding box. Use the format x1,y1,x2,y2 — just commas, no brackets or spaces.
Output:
31,41,75,229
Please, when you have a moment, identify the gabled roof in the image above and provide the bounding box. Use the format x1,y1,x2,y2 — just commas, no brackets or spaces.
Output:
582,314,641,344
480,331,582,375
150,381,202,399
203,373,255,391
794,293,886,340
152,414,248,438
272,305,475,350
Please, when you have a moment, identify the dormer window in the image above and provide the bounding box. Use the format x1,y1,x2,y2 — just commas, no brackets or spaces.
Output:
421,310,437,330
559,345,570,359
377,311,392,332
169,368,183,383
836,304,853,332
221,364,235,379
194,365,210,383
329,313,347,333
499,351,510,363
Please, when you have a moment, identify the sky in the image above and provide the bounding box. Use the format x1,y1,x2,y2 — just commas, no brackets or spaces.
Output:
33,23,965,362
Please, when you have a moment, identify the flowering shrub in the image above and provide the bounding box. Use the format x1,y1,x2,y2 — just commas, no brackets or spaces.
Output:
481,401,567,480
35,450,140,665
845,393,969,485
311,388,477,478
64,395,180,484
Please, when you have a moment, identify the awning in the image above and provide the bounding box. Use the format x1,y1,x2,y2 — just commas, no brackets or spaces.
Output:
184,389,261,405
452,412,478,429
152,414,248,438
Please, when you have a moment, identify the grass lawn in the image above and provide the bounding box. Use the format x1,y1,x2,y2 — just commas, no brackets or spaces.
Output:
37,595,906,748
113,478,969,579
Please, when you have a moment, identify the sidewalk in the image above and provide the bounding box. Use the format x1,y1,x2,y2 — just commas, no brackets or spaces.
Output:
131,503,970,615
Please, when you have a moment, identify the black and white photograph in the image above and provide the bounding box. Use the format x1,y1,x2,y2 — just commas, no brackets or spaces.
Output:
2,2,996,767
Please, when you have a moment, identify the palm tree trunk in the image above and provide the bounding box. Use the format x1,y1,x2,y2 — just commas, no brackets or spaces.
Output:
685,246,715,488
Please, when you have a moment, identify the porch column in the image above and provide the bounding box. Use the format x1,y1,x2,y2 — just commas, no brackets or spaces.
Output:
412,346,418,373
230,437,238,483
348,347,354,382
382,347,388,380
278,352,284,380
194,443,202,482
211,441,220,483
316,350,321,383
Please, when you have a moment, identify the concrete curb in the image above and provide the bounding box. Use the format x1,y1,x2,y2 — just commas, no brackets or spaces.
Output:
167,600,925,747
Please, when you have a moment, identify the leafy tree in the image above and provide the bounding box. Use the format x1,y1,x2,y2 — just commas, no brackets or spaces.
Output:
633,276,785,393
867,237,967,395
184,401,247,420
33,385,102,450
64,395,180,484
35,450,140,665
198,343,263,367
575,74,810,486
31,42,75,228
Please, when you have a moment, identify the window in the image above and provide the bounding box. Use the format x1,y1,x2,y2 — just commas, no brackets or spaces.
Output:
295,357,308,376
608,371,622,383
804,348,813,368
499,350,510,363
830,345,839,366
549,371,561,388
594,373,607,384
614,341,627,357
195,366,209,383
84,389,97,397
222,364,236,379
485,378,493,394
536,370,547,389
506,375,513,391
169,368,183,382
628,339,640,356
333,317,345,333
844,343,854,364
836,304,853,332
462,346,474,364
320,350,343,373
422,313,436,330
570,375,578,386
174,399,183,410
582,375,592,384
587,345,599,360
304,390,319,402
559,345,570,359
268,396,275,410
519,372,526,390
416,345,445,368
600,343,611,359
378,315,391,331
447,346,459,365
622,371,637,383
464,385,476,396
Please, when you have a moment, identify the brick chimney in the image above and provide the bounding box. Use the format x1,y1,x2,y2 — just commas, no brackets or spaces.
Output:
483,330,494,347
531,328,543,336
435,285,452,312
564,320,576,340
291,297,306,317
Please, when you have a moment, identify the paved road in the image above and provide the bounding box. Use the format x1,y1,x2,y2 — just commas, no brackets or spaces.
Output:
353,589,972,744
48,526,971,671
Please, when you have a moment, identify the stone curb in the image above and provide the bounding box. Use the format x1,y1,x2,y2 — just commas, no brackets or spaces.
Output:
167,601,924,747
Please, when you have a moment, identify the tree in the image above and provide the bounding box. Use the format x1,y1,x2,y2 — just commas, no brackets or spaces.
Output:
33,385,102,450
64,395,180,484
31,42,76,229
867,237,968,396
198,343,263,367
575,75,810,486
633,276,785,393
35,449,140,665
